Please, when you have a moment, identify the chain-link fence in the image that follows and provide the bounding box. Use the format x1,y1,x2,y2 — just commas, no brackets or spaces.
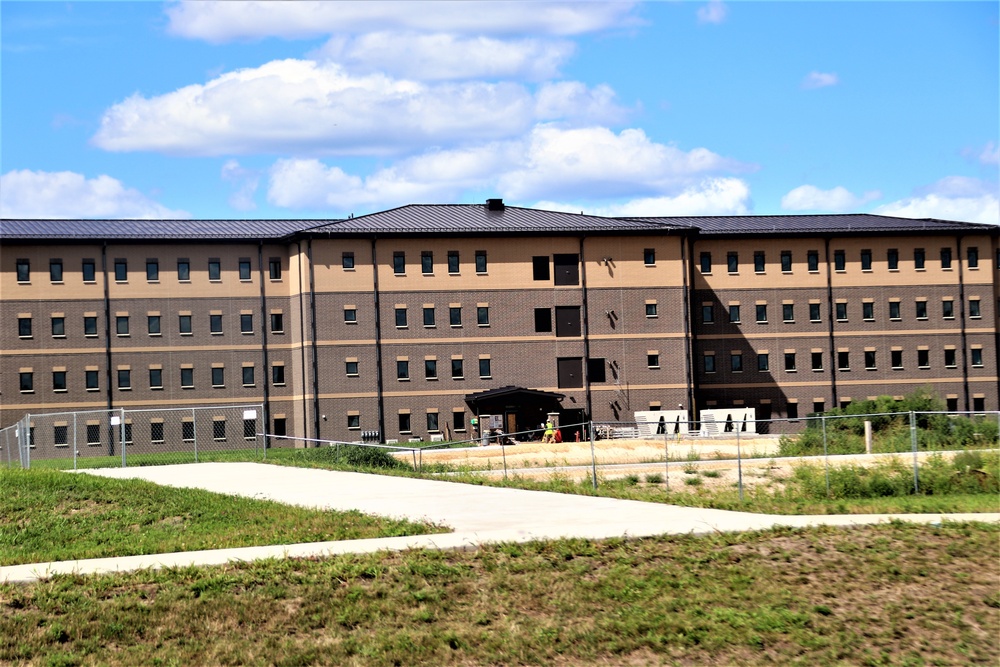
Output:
6,404,265,470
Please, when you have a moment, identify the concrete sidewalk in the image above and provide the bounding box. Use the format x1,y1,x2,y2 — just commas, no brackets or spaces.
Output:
3,462,997,584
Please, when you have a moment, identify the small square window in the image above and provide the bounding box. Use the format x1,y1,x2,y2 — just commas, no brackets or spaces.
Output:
342,252,354,270
346,361,359,376
344,308,357,323
348,414,361,430
646,303,658,318
648,353,660,369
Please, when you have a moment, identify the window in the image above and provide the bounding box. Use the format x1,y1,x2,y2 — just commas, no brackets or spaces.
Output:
347,414,361,430
146,259,159,281
424,359,437,380
151,422,165,443
50,259,63,282
84,315,98,337
809,303,821,322
213,419,227,441
212,367,225,387
969,298,981,318
728,305,740,323
177,259,190,281
914,248,925,270
784,352,796,372
148,315,161,335
648,353,660,369
534,307,551,332
240,259,252,280
971,348,983,367
85,423,101,446
533,256,550,280
16,259,30,282
833,250,845,271
807,250,819,272
781,251,792,272
918,349,930,368
702,304,714,324
211,314,223,334
271,365,285,386
182,421,195,441
944,348,957,368
341,252,354,270
942,299,954,319
453,411,466,431
181,367,194,388
862,302,874,321
451,358,465,379
118,369,131,390
423,307,436,327
150,368,163,389
114,258,128,281
396,360,410,381
47,316,65,338
179,314,192,334
269,258,282,279
887,248,899,270
755,304,767,323
915,300,927,320
811,352,824,371
646,303,658,318
699,252,712,273
392,252,406,274
703,353,716,373
754,251,765,273
82,259,96,282
782,303,794,322
421,251,433,274
116,315,129,336
837,351,850,371
889,301,901,320
475,251,488,273
967,246,979,268
18,317,32,338
555,306,582,337
270,313,284,333
727,252,739,273
447,251,460,274
52,371,67,392
477,306,490,326
787,402,799,420
449,307,462,327
20,372,33,392
973,397,985,413
860,249,872,271
891,350,903,369
757,353,769,371
395,307,408,328
344,306,358,324
835,302,847,321
731,352,743,372
243,419,256,440
54,425,68,447
208,259,221,281
865,351,876,370
644,248,655,266
398,413,412,433
86,370,99,390
940,247,952,269
346,360,359,377
479,358,492,379
240,314,253,333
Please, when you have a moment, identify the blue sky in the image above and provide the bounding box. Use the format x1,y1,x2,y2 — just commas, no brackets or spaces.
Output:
2,1,997,222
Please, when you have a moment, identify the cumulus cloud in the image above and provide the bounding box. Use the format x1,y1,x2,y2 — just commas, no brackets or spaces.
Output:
873,176,1000,225
165,1,640,42
220,159,260,211
313,32,574,81
781,184,881,212
0,169,189,219
697,1,728,25
91,59,627,156
801,71,839,90
536,178,752,217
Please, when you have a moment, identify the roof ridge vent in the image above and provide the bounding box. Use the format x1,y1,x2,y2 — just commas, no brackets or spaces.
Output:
486,198,505,212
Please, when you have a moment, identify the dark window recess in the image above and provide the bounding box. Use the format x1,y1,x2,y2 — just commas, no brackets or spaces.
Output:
889,301,901,319
177,259,190,281
813,400,825,415
395,308,407,328
396,361,409,380
242,366,255,385
755,304,767,323
784,352,796,371
82,259,96,282
891,350,903,369
53,371,67,391
968,246,979,268
702,304,714,324
398,414,411,433
213,420,226,441
18,317,31,337
181,368,194,388
147,315,160,334
116,316,130,335
344,308,357,323
16,259,30,282
479,358,492,379
426,413,439,431
447,251,459,273
643,248,655,265
84,316,98,336
532,256,550,280
20,372,33,392
888,249,899,270
754,251,765,273
477,306,489,326
52,317,65,337
787,403,799,420
728,305,740,323
241,314,253,333
554,306,582,337
449,307,462,326
731,353,743,372
860,249,872,271
833,250,845,271
836,303,847,320
150,368,163,388
757,353,769,371
553,254,579,285
346,361,359,376
240,259,253,279
809,303,821,322
151,422,164,442
781,251,792,272
421,251,433,274
179,315,192,334
838,351,850,370
423,307,435,327
212,367,225,387
783,304,794,322
865,351,876,369
211,314,223,334
703,355,716,373
475,251,488,273
244,419,257,439
269,258,282,279
587,358,606,383
114,259,128,281
914,248,925,269
424,359,437,379
862,302,874,320
971,349,983,366
942,300,954,318
807,250,819,272
973,397,985,412
557,357,583,388
341,253,354,270
944,349,956,367
208,259,221,281
918,349,930,368
534,308,552,332
271,365,285,385
969,299,981,318
940,248,952,269
915,301,927,319
451,358,464,379
270,313,284,332
811,352,823,371
727,252,739,273
273,418,286,438
453,411,466,431
699,252,712,273
50,259,64,282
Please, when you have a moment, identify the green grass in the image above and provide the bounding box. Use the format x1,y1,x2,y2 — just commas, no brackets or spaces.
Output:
1,522,996,666
0,469,444,567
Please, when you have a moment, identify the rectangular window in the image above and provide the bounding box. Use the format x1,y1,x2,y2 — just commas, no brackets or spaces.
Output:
837,351,850,371
553,253,579,285
967,246,979,268
421,251,433,274
453,411,466,431
18,317,32,338
891,349,903,369
20,372,33,392
423,307,436,327
52,371,67,392
860,249,872,271
177,259,190,281
268,258,282,280
179,314,192,334
149,368,163,389
889,301,901,320
271,365,285,386
146,259,159,281
555,306,582,337
703,353,716,373
211,314,223,334
862,302,874,321
212,367,225,387
915,300,927,319
479,358,492,379
148,315,161,335
208,259,221,281
727,251,739,273
341,252,354,270
944,348,957,368
731,352,743,372
50,259,63,282
728,304,740,323
809,303,821,322
780,251,792,272
835,302,847,321
757,353,769,371
699,251,712,274
918,349,930,368
344,308,357,323
182,421,195,441
424,359,437,380
782,303,794,322
240,259,252,280
784,352,796,372
534,307,551,332
16,259,30,282
84,315,98,336
940,247,952,269
942,299,954,319
449,306,462,327
151,422,164,443
396,360,410,381
812,352,824,371
395,307,408,328
118,369,131,390
477,306,490,326
533,256,550,280
181,367,194,388
447,251,460,274
755,304,767,323
398,413,411,433
971,348,983,367
914,248,925,270
82,259,96,282
346,414,360,430
807,250,819,272
753,251,765,273
833,250,845,271
451,358,464,379
116,315,129,336
114,258,128,281
393,252,406,274
475,251,488,273
240,314,253,333
864,350,876,370
213,419,227,441
345,360,359,376
648,353,660,369
787,402,799,420
888,248,899,270
702,304,714,324
244,419,256,440
813,400,825,414
973,397,985,412
87,424,101,446
969,298,981,318
643,248,655,265
270,313,284,333
646,302,658,318
86,370,99,390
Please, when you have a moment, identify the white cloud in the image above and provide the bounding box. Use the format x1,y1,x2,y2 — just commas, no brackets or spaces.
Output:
873,176,999,225
697,1,728,25
801,71,839,90
165,1,640,42
781,184,881,212
536,178,752,217
220,159,260,211
962,141,999,166
0,169,188,219
313,32,574,81
91,59,626,156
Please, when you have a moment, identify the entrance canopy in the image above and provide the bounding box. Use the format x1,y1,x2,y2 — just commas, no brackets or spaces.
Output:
464,385,564,415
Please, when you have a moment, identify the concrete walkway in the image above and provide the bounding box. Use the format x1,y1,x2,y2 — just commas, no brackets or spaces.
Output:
3,462,997,584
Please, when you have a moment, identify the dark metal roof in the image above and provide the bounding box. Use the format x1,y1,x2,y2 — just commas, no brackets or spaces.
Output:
306,204,684,235
0,219,322,240
464,385,565,406
622,213,995,236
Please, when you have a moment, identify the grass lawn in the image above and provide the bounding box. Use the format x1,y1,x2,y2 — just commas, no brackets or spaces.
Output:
1,522,997,666
0,469,444,567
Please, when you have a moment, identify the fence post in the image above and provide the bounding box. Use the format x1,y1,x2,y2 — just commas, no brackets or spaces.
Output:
120,407,127,468
589,420,598,490
736,424,744,503
663,431,669,492
501,437,508,480
72,413,78,470
192,408,199,463
822,415,830,498
909,411,919,494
